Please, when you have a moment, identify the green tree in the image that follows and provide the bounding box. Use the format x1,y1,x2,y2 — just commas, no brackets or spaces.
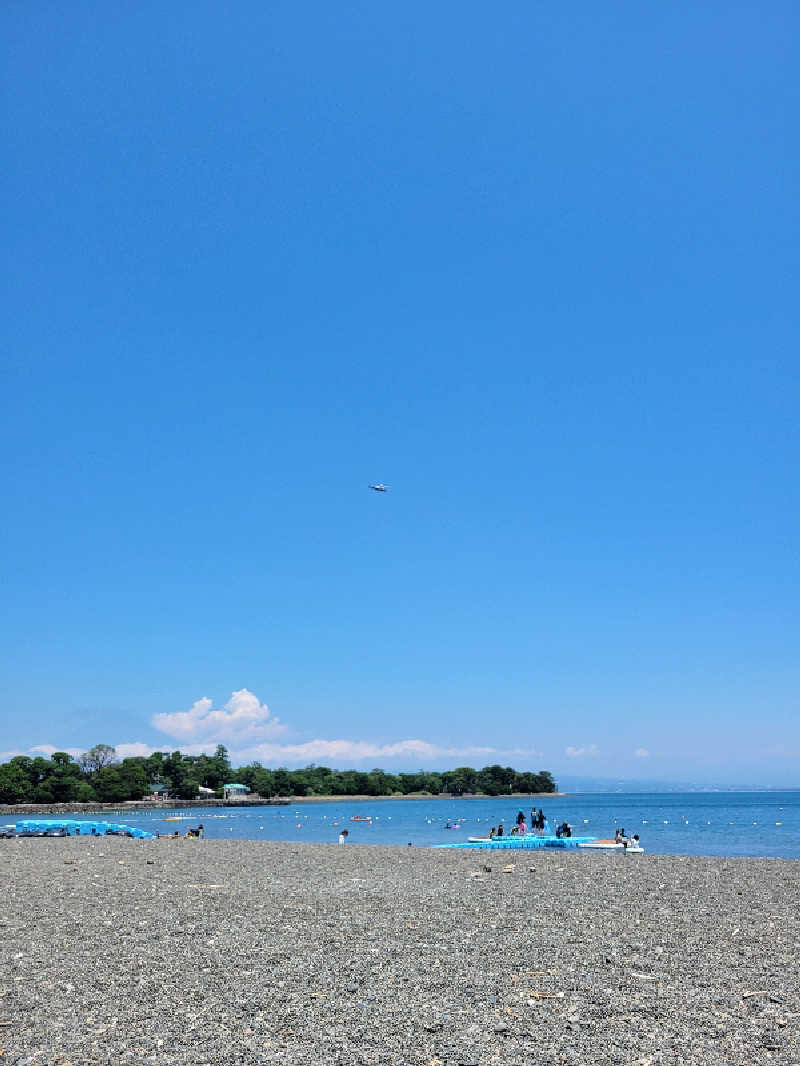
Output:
174,777,201,800
442,767,478,795
47,752,83,802
272,769,292,796
118,758,149,800
74,780,97,802
476,764,507,795
366,769,392,796
251,768,276,798
163,751,187,793
0,762,29,804
91,766,128,802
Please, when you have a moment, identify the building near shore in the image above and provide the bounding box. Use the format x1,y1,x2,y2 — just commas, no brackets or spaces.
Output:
223,782,250,800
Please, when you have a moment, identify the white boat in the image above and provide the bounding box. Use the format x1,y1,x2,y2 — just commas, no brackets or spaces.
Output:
578,839,644,853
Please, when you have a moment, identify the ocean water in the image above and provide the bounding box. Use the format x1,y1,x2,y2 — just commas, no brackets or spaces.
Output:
49,791,800,858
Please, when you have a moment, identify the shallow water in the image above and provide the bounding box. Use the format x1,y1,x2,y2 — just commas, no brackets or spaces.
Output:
46,791,800,858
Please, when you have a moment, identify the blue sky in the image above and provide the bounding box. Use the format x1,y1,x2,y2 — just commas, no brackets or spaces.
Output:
2,3,798,785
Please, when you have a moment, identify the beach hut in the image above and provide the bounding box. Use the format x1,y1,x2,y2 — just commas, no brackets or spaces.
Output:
223,782,250,800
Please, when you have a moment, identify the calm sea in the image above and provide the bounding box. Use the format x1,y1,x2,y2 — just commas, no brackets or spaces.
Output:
61,791,800,858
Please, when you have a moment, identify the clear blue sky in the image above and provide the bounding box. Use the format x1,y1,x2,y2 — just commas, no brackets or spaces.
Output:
2,3,798,785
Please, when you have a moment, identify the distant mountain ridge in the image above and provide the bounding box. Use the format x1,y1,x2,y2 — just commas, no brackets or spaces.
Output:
555,773,800,793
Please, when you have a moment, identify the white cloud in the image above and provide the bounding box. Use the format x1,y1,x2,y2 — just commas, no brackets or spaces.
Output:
1,744,84,760
634,747,650,758
152,689,288,744
3,688,546,770
231,738,501,765
1,737,543,770
114,742,172,759
565,744,599,758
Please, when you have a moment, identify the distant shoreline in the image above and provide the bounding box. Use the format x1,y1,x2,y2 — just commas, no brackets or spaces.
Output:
287,791,567,803
0,791,564,817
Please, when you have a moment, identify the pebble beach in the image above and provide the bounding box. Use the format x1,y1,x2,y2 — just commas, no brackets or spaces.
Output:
3,839,799,1066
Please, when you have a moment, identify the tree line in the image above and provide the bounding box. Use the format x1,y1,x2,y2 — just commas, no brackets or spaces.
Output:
0,744,557,805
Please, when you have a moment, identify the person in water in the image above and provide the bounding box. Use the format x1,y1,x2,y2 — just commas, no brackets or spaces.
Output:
489,827,496,839
496,822,504,837
338,829,349,845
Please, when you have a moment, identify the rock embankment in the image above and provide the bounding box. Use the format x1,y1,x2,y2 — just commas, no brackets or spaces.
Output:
2,840,798,1065
0,797,289,817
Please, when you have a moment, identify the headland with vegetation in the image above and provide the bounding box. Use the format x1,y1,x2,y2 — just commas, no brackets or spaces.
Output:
0,742,557,807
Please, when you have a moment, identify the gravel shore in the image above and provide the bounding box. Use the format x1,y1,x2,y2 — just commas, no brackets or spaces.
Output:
3,840,798,1065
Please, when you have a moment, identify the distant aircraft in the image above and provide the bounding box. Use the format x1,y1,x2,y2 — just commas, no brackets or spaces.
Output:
369,483,389,492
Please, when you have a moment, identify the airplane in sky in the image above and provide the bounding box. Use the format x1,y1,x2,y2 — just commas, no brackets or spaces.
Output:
369,483,389,492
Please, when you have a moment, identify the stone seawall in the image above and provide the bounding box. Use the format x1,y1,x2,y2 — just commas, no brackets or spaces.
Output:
0,797,290,816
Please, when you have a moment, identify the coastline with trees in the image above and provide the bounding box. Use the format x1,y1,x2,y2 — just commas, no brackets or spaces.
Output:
0,744,557,808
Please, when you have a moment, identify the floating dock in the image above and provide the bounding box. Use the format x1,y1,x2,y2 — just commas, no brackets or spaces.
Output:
0,819,156,840
434,835,598,850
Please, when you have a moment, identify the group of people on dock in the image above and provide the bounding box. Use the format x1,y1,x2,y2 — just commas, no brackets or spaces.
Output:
488,808,551,839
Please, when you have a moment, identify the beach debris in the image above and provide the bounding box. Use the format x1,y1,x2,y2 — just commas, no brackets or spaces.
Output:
630,972,658,981
502,864,515,873
741,990,770,999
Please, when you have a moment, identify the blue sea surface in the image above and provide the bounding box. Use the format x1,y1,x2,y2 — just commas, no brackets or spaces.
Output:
51,792,800,858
